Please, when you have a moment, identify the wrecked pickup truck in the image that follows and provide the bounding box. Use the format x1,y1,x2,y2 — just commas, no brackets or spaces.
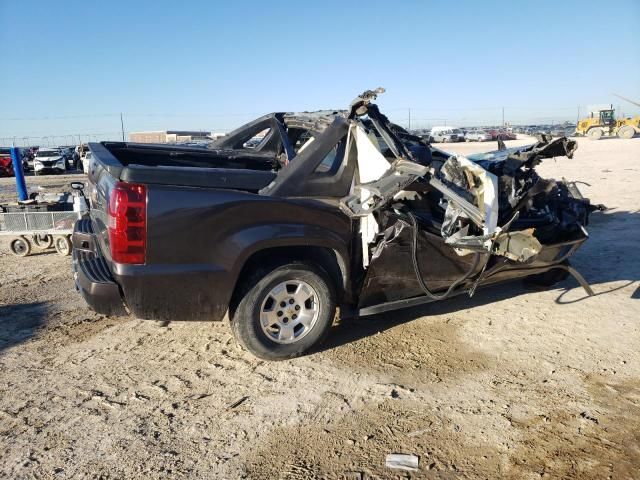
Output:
72,89,602,360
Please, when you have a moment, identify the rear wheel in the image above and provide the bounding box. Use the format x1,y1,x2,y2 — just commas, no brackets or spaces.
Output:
618,125,635,139
587,128,603,140
54,235,72,256
10,236,31,257
230,262,337,360
32,234,53,249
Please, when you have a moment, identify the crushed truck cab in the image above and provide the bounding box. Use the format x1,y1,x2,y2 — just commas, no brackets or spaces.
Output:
73,89,603,360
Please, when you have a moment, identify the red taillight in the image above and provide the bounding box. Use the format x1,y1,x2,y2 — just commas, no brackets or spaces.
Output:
108,182,147,264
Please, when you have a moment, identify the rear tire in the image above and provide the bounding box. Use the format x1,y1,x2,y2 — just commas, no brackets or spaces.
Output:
10,236,31,257
587,128,603,140
54,235,72,256
230,262,337,360
618,125,635,139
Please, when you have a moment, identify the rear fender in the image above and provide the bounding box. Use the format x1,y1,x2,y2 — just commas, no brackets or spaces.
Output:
225,223,351,304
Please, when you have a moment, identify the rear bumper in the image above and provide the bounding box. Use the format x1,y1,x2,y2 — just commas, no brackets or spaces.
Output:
72,214,230,321
72,217,128,316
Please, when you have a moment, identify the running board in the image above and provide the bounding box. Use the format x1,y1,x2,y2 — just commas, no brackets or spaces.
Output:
348,265,595,318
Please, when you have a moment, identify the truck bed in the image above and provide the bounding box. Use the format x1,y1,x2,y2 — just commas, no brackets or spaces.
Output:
89,142,277,191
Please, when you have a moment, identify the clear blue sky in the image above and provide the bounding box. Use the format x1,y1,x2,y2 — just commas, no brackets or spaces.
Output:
1,0,639,143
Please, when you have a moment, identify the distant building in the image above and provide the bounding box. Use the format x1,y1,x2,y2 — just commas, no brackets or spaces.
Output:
129,130,211,144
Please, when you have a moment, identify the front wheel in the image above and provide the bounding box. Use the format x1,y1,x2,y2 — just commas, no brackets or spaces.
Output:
588,128,603,140
230,262,337,360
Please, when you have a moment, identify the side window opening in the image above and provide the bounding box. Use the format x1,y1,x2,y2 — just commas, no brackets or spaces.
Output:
289,130,314,154
314,140,346,174
242,128,271,149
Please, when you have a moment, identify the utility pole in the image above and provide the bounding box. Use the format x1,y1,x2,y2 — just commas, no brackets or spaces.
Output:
408,108,411,131
120,113,125,141
576,106,580,125
501,107,505,126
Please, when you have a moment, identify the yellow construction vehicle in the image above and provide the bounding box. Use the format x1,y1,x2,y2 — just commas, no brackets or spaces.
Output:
576,94,640,140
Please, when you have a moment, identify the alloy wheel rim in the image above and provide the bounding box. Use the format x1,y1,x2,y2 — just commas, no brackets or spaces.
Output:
259,280,320,344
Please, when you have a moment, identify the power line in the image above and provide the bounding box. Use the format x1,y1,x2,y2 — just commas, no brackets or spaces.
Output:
0,112,263,121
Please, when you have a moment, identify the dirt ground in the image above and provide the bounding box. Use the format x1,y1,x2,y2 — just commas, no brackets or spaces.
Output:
1,137,639,479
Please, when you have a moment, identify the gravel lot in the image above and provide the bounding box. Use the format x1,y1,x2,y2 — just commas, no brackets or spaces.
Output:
1,137,639,479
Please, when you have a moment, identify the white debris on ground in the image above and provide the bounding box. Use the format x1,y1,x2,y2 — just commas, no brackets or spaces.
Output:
385,453,419,471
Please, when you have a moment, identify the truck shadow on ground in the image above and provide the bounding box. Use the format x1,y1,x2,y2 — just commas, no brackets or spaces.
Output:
322,281,528,354
555,209,640,303
322,210,639,353
0,302,49,353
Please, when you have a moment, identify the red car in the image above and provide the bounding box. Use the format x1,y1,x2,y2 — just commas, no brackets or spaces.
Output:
0,148,15,177
487,129,517,141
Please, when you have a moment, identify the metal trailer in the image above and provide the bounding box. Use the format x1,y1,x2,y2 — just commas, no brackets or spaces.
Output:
0,208,82,256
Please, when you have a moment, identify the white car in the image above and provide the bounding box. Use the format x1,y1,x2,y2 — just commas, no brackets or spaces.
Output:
429,126,462,143
465,129,492,142
33,148,67,175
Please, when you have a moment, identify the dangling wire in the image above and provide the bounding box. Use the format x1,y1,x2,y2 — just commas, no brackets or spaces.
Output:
406,211,481,301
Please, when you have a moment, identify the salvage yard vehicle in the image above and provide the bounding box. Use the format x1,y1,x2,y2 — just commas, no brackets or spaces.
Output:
575,106,640,140
464,129,492,142
33,148,68,175
487,129,516,141
72,89,603,360
0,148,15,177
429,126,461,143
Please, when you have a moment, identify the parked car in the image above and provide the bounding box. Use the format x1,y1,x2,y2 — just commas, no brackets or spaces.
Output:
0,148,15,177
464,129,492,142
429,126,460,143
487,129,516,140
65,146,80,167
450,128,465,142
0,147,31,174
72,90,602,360
33,148,68,175
57,147,76,169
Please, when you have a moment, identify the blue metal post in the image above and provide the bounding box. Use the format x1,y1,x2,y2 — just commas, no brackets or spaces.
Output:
10,147,28,201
